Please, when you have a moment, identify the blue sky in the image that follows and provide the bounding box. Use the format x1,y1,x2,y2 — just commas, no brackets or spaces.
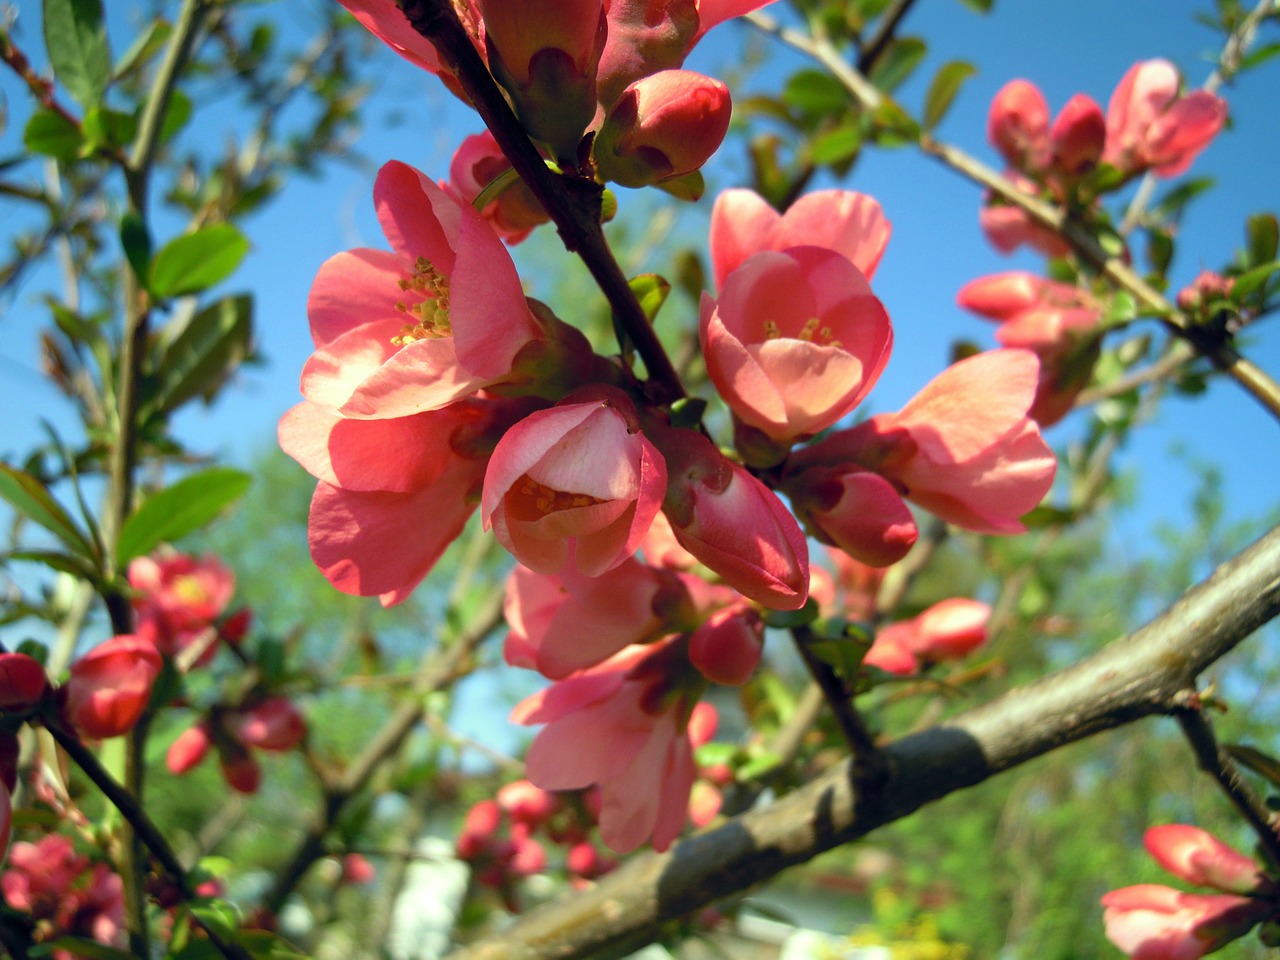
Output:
1,0,1278,562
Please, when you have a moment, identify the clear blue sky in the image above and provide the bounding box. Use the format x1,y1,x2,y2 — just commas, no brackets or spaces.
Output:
1,0,1278,560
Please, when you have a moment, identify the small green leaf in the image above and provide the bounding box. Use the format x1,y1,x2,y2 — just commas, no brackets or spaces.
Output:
922,60,977,133
120,212,152,287
736,751,784,780
4,549,100,581
113,18,172,79
149,224,250,299
42,0,111,109
628,274,670,325
867,37,926,94
23,109,83,161
870,99,921,145
116,467,251,564
0,465,97,563
1229,259,1280,302
763,599,819,629
148,294,254,414
956,0,993,10
655,169,704,202
1239,41,1280,72
1246,213,1279,267
158,89,193,144
81,106,136,154
809,122,862,165
30,938,135,960
782,69,849,117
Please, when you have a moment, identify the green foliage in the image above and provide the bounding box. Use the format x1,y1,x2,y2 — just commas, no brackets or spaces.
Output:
148,224,250,299
116,466,251,564
42,0,110,110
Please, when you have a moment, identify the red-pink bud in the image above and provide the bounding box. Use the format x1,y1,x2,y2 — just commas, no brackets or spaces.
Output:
496,779,558,828
233,698,307,752
1050,93,1105,176
447,132,549,245
1101,885,1268,959
62,635,163,740
689,607,763,687
908,598,992,663
595,70,731,188
1145,825,1266,895
342,853,376,885
219,747,262,795
166,723,213,775
0,653,49,714
988,79,1050,172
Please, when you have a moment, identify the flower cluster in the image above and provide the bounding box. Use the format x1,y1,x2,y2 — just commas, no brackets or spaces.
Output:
1102,825,1279,959
282,0,1058,854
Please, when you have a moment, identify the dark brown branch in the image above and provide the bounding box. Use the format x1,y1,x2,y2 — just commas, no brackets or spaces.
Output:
395,0,686,405
444,521,1280,960
791,624,884,785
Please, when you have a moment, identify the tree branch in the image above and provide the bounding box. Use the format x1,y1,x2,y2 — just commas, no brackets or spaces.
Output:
444,521,1280,960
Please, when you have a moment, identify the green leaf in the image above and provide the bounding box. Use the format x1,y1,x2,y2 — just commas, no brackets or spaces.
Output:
867,37,926,94
870,99,921,145
809,122,862,165
4,549,100,581
956,0,993,9
1229,259,1280,302
149,224,250,299
763,599,819,629
1150,177,1214,223
782,69,849,117
116,467,251,564
1246,213,1279,267
655,169,704,202
922,60,977,132
81,106,137,153
23,108,84,161
149,295,254,414
158,89,193,144
42,0,111,109
628,275,670,325
1239,41,1280,72
1226,743,1280,789
120,212,152,286
113,18,171,79
31,938,134,960
0,464,97,563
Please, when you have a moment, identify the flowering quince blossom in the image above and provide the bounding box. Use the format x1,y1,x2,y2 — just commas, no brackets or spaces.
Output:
280,395,540,605
863,598,992,675
957,271,1104,425
335,0,482,90
513,639,705,853
655,425,809,609
700,245,892,447
1100,824,1276,959
447,132,549,245
1177,270,1235,316
62,635,163,740
482,386,667,577
1,834,125,956
978,190,1073,259
0,652,49,714
709,187,890,292
1103,59,1227,178
988,79,1106,179
167,698,307,795
301,160,544,419
128,550,237,662
788,349,1056,546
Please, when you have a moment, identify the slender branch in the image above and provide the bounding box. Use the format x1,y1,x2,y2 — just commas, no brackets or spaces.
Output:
744,10,1280,426
858,0,920,73
261,592,505,915
1174,701,1280,868
394,0,685,404
444,522,1280,960
790,623,883,784
44,722,255,960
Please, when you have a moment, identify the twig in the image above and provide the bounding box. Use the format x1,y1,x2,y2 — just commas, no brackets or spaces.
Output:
443,520,1280,960
395,0,686,404
1174,699,1280,868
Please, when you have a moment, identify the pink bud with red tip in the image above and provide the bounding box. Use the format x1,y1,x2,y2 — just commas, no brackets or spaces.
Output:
988,79,1051,172
1101,885,1268,960
62,635,163,740
595,70,731,188
1050,93,1106,176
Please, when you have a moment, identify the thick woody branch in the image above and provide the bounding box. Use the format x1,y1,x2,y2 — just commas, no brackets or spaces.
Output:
395,0,685,404
444,522,1280,960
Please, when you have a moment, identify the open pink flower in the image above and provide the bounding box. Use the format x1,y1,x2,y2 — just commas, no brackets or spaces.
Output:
128,550,235,659
336,0,482,94
482,388,667,577
709,187,890,292
281,396,535,605
1104,60,1227,178
503,556,688,678
791,350,1056,535
62,635,163,740
700,247,892,445
513,639,703,853
301,160,543,419
864,598,991,675
1101,885,1268,960
657,427,809,609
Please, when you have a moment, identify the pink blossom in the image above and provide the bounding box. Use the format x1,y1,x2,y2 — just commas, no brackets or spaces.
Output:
640,510,701,570
594,70,732,188
979,193,1073,258
447,132,548,245
988,79,1051,172
865,598,991,675
342,853,377,886
1051,93,1106,176
336,0,483,94
688,605,763,686
1144,825,1266,896
823,547,887,622
233,698,307,752
700,247,892,445
1101,885,1268,960
166,723,213,774
785,466,918,568
791,350,1056,535
709,187,890,291
128,550,235,660
657,427,809,609
503,556,687,678
496,779,559,829
1104,60,1227,178
1176,270,1235,314
301,160,543,419
513,640,702,853
482,388,667,577
62,635,163,740
1,835,125,955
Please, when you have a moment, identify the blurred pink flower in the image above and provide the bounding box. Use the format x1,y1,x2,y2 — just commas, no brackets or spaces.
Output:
1104,59,1226,178
1101,885,1268,960
1145,825,1266,897
129,551,234,659
864,598,991,675
62,635,163,740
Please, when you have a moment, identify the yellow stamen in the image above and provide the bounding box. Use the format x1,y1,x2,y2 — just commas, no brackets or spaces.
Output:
390,257,453,346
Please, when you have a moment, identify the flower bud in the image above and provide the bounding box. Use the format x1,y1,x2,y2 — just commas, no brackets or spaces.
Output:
594,70,731,188
167,723,214,775
988,79,1050,172
1050,93,1105,176
0,653,49,714
62,635,163,740
689,606,763,686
